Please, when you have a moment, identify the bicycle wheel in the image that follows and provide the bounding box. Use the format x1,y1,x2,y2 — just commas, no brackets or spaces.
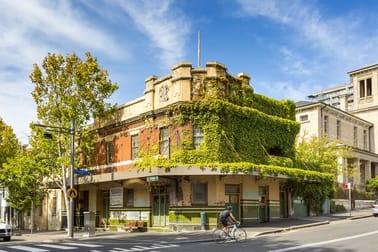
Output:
212,228,226,242
233,228,247,241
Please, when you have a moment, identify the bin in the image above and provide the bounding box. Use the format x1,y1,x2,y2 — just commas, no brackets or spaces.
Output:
200,212,206,230
83,211,96,237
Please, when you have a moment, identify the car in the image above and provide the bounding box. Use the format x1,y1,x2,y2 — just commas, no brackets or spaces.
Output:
0,222,12,241
372,199,378,217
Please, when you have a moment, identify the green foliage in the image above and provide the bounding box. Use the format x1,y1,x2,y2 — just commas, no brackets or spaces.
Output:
0,117,20,169
294,135,353,174
172,99,299,164
330,201,347,213
366,176,378,195
29,52,118,217
0,151,48,211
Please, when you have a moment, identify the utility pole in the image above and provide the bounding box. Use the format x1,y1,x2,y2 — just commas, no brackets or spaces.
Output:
68,118,75,239
34,118,75,239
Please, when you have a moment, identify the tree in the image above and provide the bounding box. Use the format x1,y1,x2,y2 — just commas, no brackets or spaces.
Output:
0,151,47,212
29,52,118,231
292,134,354,214
0,117,20,169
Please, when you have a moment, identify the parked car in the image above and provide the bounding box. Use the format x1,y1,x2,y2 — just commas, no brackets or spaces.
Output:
0,222,12,241
372,199,378,217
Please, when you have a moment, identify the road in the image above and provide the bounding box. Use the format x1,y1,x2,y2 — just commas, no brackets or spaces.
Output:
0,217,377,252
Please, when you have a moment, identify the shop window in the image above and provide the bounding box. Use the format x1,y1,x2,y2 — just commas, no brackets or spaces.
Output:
192,182,207,205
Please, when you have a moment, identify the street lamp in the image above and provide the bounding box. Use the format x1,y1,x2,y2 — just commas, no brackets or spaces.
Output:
34,119,75,239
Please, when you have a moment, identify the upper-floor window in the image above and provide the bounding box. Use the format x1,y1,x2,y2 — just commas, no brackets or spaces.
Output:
106,141,113,164
131,135,139,160
353,127,357,146
160,127,170,157
324,115,329,135
300,115,309,122
336,120,341,140
359,78,372,98
363,129,368,150
193,126,204,149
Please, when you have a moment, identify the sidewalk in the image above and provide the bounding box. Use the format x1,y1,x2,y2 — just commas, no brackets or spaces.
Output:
12,208,373,244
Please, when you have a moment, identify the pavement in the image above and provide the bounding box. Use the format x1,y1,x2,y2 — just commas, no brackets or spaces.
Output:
8,208,374,244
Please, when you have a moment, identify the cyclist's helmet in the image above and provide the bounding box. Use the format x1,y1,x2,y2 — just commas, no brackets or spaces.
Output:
227,206,233,211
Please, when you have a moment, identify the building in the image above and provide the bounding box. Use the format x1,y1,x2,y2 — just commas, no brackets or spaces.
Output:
301,63,378,200
296,101,378,190
68,61,329,231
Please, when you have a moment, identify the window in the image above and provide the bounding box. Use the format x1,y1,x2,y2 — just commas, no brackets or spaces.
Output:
367,78,372,96
354,127,357,146
300,115,309,122
106,141,113,164
160,127,170,157
192,182,207,205
336,120,341,140
193,126,204,149
126,189,134,207
359,78,372,98
359,80,365,97
52,196,57,216
324,115,329,135
363,129,367,150
131,135,139,160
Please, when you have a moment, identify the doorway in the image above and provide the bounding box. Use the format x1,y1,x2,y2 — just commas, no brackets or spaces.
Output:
258,186,269,222
151,186,169,226
225,184,241,220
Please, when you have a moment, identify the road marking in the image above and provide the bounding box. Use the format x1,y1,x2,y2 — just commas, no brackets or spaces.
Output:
37,244,76,250
269,230,378,252
63,242,102,247
7,246,49,252
109,243,179,252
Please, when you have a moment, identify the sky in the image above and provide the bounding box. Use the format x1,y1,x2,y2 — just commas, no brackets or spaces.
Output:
1,0,378,144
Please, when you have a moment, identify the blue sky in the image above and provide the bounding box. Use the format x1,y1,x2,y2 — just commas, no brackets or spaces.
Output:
1,0,378,144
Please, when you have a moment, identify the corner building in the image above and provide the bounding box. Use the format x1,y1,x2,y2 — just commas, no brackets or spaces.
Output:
77,61,303,231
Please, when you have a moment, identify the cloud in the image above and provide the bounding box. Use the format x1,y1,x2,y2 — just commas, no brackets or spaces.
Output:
117,0,191,69
236,0,378,65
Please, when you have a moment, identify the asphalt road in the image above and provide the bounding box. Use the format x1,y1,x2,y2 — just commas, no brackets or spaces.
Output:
0,216,377,252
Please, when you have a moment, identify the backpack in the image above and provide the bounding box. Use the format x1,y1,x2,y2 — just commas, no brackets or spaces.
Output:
219,210,230,221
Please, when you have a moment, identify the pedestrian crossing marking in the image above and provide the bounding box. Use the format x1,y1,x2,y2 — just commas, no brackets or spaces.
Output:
63,242,103,248
110,243,179,252
8,246,49,252
37,244,76,250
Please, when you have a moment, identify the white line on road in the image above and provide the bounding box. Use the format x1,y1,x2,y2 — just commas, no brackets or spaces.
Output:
37,244,77,250
269,230,378,252
62,242,103,247
7,246,49,252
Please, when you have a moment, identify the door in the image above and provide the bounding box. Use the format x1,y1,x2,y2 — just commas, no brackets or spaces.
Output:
225,184,241,220
258,186,269,222
152,186,169,226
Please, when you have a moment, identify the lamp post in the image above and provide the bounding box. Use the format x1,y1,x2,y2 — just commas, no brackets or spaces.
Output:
34,118,75,239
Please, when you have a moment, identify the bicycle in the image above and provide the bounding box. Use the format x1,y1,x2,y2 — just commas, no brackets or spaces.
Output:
212,222,247,242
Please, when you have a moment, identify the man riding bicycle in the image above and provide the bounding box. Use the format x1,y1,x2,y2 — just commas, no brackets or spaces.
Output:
219,206,239,238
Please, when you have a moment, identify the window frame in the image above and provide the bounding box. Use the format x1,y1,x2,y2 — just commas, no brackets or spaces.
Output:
106,141,113,164
131,134,139,160
192,182,208,205
160,127,170,157
193,126,204,149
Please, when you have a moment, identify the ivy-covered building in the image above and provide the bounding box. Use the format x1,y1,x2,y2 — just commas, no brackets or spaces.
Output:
75,61,332,231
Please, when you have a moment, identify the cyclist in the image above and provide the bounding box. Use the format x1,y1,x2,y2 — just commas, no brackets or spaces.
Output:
219,206,238,238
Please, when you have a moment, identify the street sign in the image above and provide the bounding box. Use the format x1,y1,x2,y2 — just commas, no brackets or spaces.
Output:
68,188,78,199
344,182,351,190
147,176,159,182
74,169,91,175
